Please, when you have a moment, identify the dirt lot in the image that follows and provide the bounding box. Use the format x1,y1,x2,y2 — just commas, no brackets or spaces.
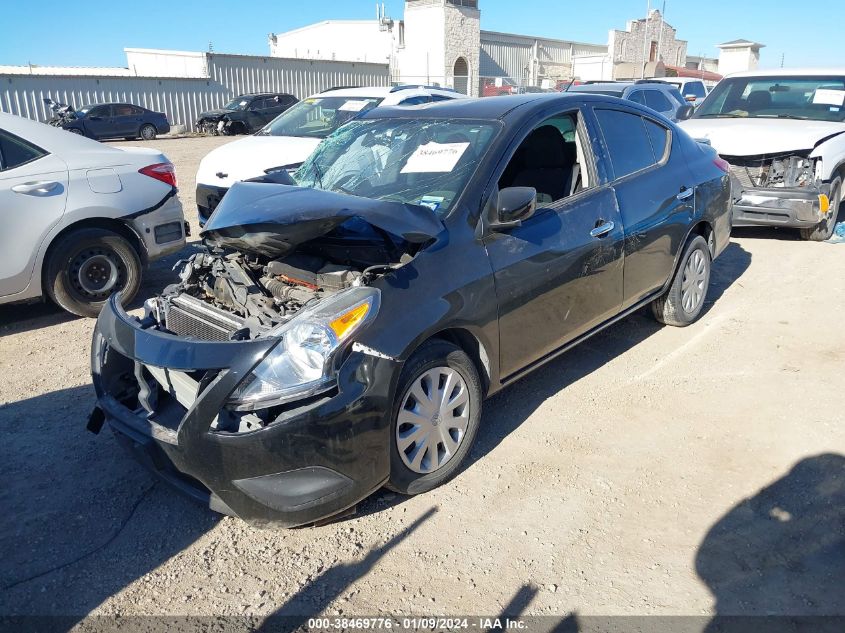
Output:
1,136,843,627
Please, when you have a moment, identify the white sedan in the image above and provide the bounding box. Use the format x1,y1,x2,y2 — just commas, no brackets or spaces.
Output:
0,112,186,317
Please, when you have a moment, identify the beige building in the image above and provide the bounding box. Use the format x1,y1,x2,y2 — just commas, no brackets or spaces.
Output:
609,10,687,69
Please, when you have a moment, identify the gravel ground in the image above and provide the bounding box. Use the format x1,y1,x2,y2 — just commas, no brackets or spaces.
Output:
1,136,843,627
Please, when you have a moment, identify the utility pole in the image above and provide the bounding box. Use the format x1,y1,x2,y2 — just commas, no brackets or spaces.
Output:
640,1,650,78
780,53,785,68
656,1,666,65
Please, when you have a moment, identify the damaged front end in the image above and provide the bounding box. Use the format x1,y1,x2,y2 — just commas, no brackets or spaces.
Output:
90,182,441,526
724,151,831,227
195,112,242,136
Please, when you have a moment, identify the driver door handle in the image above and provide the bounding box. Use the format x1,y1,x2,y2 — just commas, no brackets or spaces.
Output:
677,186,694,201
590,220,615,238
12,181,59,195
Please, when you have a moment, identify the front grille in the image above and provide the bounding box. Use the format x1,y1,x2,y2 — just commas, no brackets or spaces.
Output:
730,164,763,189
164,295,242,341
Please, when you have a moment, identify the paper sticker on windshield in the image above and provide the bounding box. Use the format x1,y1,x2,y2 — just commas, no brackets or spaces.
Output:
401,142,470,173
338,100,371,112
419,196,445,211
812,89,845,106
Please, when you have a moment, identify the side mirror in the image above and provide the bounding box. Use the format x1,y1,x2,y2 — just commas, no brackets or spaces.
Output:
489,187,537,230
676,105,694,121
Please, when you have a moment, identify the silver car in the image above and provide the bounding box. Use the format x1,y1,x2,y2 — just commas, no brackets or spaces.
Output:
0,113,186,317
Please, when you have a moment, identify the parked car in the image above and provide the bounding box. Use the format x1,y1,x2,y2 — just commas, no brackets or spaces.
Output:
45,100,171,141
0,113,186,317
680,68,845,241
89,93,732,527
195,93,298,136
651,77,709,108
567,80,692,121
195,85,465,224
482,77,519,97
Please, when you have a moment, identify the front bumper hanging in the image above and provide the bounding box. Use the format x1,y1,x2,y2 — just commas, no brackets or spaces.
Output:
90,295,396,528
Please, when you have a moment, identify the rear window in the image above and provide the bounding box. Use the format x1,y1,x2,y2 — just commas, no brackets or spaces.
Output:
0,129,47,171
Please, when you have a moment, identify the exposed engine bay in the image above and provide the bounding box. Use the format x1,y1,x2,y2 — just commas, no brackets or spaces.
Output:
723,151,819,190
149,251,377,341
145,181,443,341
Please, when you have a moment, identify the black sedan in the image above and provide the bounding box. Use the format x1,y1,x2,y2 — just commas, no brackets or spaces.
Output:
89,94,732,527
52,102,170,140
195,93,298,135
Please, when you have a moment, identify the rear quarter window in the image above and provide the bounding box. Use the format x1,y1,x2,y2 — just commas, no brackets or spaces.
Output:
0,129,48,171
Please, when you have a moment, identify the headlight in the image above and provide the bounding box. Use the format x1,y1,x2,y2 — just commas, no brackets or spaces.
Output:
228,287,380,411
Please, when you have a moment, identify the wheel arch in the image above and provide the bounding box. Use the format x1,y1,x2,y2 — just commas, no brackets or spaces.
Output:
41,217,148,293
419,327,493,396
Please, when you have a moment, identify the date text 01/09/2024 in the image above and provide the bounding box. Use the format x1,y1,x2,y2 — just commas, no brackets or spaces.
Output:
306,617,528,630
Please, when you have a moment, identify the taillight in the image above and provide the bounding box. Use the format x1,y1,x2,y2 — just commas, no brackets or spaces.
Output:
139,162,177,188
713,157,730,173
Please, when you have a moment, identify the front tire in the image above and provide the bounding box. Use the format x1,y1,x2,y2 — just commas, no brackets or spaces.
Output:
387,340,482,495
651,234,711,327
799,177,841,242
45,228,142,318
139,123,157,140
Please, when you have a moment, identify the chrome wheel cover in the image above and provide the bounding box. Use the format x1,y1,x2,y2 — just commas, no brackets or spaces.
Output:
396,366,470,474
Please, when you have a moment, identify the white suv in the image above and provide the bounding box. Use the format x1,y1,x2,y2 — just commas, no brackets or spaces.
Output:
195,85,465,224
652,77,710,108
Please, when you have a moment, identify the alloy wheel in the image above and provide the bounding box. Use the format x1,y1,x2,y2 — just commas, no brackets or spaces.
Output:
396,366,470,474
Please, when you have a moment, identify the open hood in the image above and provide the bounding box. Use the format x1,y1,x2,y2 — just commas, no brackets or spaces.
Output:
200,182,445,258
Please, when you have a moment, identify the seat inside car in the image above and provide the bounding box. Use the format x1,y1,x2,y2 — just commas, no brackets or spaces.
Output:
746,90,772,112
500,125,578,204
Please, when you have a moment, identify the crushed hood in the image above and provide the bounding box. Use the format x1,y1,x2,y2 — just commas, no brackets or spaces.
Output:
680,118,845,156
200,182,445,258
197,109,234,120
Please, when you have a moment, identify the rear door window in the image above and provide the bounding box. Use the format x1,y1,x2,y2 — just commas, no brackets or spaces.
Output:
0,129,48,171
594,109,661,179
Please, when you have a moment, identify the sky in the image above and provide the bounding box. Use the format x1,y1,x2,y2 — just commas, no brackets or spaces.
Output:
0,0,842,69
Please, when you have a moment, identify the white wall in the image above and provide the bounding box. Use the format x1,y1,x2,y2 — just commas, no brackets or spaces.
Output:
572,54,613,81
124,48,207,78
718,47,759,76
395,3,447,85
269,21,394,63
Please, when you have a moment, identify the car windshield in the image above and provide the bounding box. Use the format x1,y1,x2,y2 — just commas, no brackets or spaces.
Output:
257,96,383,139
77,104,95,114
293,118,499,215
223,98,251,111
694,76,845,122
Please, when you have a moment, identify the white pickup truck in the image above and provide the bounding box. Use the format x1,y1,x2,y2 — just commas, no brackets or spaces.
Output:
680,68,845,241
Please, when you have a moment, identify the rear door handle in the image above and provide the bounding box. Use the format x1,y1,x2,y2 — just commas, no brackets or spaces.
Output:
590,220,615,238
677,187,694,201
12,181,59,195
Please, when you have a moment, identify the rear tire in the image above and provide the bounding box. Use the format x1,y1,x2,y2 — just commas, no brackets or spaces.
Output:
799,177,841,241
139,124,157,141
651,234,711,327
387,340,482,495
45,228,142,318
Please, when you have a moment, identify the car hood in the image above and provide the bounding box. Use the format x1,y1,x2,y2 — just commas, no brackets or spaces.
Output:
680,118,845,156
198,108,235,120
196,135,322,187
200,182,445,258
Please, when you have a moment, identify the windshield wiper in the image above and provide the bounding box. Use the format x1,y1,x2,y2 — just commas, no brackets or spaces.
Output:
695,113,743,118
774,114,808,120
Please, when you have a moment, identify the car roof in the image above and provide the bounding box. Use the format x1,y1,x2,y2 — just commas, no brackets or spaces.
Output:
307,85,466,103
361,93,628,121
725,68,845,79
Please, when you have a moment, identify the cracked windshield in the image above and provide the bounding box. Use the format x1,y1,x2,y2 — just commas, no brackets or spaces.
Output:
258,96,383,138
293,118,499,213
